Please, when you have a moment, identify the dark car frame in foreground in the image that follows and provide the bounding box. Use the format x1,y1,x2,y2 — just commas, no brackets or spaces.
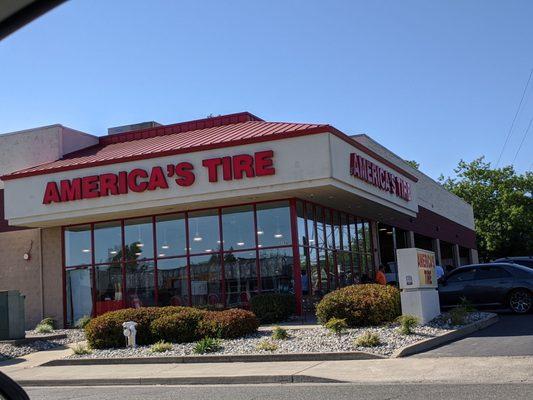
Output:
438,263,533,313
0,371,29,400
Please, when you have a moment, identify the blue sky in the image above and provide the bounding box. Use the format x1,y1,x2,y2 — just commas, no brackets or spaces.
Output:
1,0,532,179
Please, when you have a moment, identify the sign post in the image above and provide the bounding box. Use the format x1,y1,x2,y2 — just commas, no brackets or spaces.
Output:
396,248,441,324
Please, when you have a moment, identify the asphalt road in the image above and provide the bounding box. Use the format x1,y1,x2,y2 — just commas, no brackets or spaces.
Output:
25,383,533,400
415,313,533,357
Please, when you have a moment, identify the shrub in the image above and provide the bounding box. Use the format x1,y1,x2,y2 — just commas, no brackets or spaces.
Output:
448,307,468,325
397,315,419,335
85,306,187,349
271,326,289,340
256,339,279,352
35,323,53,334
193,337,221,354
151,309,206,343
250,293,295,323
325,318,348,337
72,343,91,355
39,317,56,329
85,306,258,349
459,297,476,312
355,331,381,347
150,341,173,353
316,284,401,327
75,315,91,329
198,309,259,339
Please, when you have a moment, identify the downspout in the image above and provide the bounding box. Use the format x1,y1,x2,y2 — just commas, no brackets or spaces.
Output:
39,227,45,320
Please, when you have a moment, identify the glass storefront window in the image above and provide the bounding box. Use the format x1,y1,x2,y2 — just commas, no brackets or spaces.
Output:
66,267,92,326
94,221,122,264
157,257,188,306
296,201,308,246
188,210,220,255
318,248,328,291
65,225,91,266
332,211,341,250
308,247,320,294
256,201,291,247
299,247,311,296
95,264,123,315
316,206,325,248
224,250,258,307
189,254,222,307
305,204,316,246
125,261,155,308
222,205,255,251
341,214,350,251
156,214,187,258
125,217,154,261
259,247,293,293
325,209,334,249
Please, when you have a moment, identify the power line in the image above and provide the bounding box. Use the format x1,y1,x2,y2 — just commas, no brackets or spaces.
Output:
512,116,533,164
496,68,533,167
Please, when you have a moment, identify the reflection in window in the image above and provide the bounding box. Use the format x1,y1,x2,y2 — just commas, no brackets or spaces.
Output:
256,201,291,247
316,206,325,248
222,205,255,251
188,210,220,254
189,254,222,306
156,214,187,258
125,261,155,308
94,221,122,264
95,264,123,315
341,214,350,251
66,267,92,326
259,248,293,293
65,225,91,266
125,217,154,260
224,251,257,307
325,209,334,249
157,257,188,306
308,247,320,294
296,201,308,246
306,204,316,246
299,247,311,296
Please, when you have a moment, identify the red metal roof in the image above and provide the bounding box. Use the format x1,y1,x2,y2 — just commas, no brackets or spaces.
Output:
1,112,418,182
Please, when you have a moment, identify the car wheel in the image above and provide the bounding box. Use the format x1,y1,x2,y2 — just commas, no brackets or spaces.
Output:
508,289,532,314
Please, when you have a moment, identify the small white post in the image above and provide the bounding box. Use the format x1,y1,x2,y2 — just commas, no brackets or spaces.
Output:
122,321,138,348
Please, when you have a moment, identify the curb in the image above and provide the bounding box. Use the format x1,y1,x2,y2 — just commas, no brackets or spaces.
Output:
17,375,343,387
392,313,499,358
42,351,383,366
0,334,67,346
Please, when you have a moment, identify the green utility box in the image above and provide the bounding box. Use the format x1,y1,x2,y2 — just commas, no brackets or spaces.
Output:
0,290,26,340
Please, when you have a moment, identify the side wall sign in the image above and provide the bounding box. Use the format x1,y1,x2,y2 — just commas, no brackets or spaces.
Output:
42,150,275,204
349,153,412,201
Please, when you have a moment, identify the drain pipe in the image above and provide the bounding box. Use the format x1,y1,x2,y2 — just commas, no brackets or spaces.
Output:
39,228,44,320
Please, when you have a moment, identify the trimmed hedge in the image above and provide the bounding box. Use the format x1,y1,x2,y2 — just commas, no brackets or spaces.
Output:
250,293,295,323
199,309,259,339
151,309,206,343
85,306,259,349
316,284,401,327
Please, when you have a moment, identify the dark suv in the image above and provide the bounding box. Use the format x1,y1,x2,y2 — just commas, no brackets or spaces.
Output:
494,256,533,269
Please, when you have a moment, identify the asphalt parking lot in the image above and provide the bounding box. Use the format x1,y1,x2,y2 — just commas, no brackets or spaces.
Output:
415,313,533,357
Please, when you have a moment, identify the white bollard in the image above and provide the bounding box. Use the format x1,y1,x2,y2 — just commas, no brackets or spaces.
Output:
122,321,138,348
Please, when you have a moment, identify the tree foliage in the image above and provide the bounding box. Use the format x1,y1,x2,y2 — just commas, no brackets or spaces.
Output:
439,157,533,261
404,160,420,170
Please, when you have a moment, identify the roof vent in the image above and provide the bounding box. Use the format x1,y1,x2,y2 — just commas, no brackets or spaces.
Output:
108,121,162,135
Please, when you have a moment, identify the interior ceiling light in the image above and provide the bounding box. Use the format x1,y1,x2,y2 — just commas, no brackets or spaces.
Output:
237,242,245,246
109,250,118,255
161,244,170,249
257,230,264,235
379,228,387,231
158,253,165,257
205,249,212,252
137,242,144,247
274,233,283,238
135,252,142,256
193,235,203,242
82,249,91,253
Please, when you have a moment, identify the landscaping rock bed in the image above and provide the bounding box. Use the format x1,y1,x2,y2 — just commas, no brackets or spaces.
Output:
67,312,493,359
0,329,85,361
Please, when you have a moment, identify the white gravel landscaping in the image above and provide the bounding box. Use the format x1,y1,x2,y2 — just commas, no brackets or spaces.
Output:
66,311,493,359
0,329,85,361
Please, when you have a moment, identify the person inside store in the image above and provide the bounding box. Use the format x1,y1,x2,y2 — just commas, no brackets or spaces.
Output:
375,264,387,285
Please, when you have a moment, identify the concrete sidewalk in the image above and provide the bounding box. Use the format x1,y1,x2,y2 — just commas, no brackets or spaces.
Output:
2,355,532,386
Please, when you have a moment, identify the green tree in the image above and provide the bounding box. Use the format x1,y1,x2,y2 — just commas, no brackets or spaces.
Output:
439,157,533,261
404,160,420,170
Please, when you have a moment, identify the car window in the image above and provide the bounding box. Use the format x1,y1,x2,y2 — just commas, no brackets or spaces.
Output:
446,268,476,283
475,266,511,280
514,260,533,268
